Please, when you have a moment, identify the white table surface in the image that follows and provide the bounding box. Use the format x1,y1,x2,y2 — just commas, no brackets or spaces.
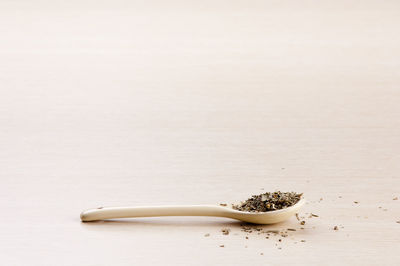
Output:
1,0,400,265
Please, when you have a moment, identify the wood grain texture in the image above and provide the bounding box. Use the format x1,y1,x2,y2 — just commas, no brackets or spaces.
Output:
0,0,399,265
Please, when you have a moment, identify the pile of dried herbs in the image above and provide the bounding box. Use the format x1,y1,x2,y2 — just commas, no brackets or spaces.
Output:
233,191,302,212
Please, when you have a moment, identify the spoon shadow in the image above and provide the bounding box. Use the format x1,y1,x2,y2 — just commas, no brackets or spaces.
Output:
79,216,294,234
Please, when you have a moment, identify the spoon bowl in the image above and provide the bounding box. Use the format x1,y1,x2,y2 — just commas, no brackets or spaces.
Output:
80,199,305,224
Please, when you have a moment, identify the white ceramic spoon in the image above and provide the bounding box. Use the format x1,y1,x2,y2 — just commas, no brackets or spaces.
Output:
80,199,305,224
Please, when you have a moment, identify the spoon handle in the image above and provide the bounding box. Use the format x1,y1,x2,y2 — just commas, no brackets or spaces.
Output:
80,205,228,222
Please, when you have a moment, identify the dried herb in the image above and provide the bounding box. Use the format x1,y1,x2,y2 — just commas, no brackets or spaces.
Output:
333,226,339,230
219,245,224,248
204,233,210,237
233,191,303,212
219,203,227,206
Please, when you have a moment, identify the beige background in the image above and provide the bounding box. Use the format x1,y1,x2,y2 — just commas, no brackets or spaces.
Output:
1,0,400,265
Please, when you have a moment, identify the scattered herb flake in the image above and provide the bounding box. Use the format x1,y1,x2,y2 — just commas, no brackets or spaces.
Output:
221,229,230,235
